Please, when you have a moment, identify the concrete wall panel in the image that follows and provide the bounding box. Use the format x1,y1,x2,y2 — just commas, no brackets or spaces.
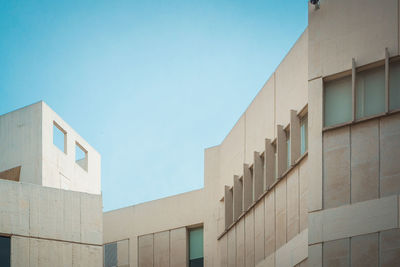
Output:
245,209,255,267
0,180,29,236
380,113,400,196
351,120,379,203
351,233,378,267
236,219,245,267
264,191,275,257
322,238,350,267
154,231,170,267
11,236,29,267
308,243,322,267
380,228,400,267
287,170,299,241
275,180,287,249
275,31,308,127
138,234,154,267
245,76,275,162
72,243,102,267
80,193,103,245
308,0,398,79
219,234,228,267
299,159,308,232
227,227,236,267
118,239,130,267
323,126,350,209
219,115,245,194
254,201,265,264
170,228,187,267
275,229,308,267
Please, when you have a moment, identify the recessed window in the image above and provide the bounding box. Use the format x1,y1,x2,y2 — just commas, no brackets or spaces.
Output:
189,228,204,267
75,142,88,171
0,236,10,267
356,66,385,119
324,76,352,127
300,115,308,155
53,121,67,153
389,60,400,111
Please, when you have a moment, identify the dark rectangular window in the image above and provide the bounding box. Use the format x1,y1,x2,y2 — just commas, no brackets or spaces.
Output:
189,228,203,267
324,76,352,127
389,60,400,110
0,236,10,267
104,242,117,267
356,66,385,119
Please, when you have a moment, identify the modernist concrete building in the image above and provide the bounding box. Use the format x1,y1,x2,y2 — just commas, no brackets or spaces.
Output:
0,102,103,266
103,1,400,267
2,0,400,267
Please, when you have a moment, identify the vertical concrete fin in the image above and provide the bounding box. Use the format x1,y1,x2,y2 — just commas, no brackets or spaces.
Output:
243,164,253,211
277,125,287,177
224,186,233,229
265,138,275,190
233,175,243,221
253,152,264,200
290,110,301,165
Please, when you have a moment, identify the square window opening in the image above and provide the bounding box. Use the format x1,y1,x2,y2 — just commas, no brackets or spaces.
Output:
53,121,67,154
75,142,88,171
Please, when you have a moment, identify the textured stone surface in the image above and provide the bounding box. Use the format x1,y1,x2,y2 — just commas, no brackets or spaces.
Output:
380,228,400,267
154,231,169,267
323,238,350,267
351,120,379,203
323,126,350,209
138,234,153,267
351,233,378,267
380,113,400,196
275,180,287,249
170,228,187,267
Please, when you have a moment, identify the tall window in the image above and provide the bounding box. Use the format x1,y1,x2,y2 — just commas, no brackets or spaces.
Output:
0,236,10,267
356,66,385,119
286,130,291,169
300,115,308,155
390,60,400,110
189,228,203,267
324,76,352,127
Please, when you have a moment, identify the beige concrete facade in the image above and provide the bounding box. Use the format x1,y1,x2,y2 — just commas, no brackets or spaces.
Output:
103,1,400,267
0,102,103,266
3,1,400,266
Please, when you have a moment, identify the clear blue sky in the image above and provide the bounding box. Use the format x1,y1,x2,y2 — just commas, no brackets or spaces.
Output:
0,0,307,211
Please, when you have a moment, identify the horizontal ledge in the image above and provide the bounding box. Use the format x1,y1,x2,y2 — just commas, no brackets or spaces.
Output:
309,195,400,245
323,109,400,132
